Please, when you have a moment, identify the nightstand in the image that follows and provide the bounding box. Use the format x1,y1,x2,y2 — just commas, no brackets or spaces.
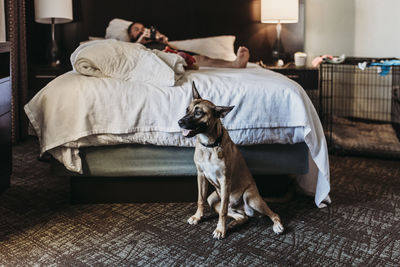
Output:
261,63,321,114
0,42,11,191
28,64,71,100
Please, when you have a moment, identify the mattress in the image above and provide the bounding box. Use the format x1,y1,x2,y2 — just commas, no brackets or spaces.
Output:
52,143,309,177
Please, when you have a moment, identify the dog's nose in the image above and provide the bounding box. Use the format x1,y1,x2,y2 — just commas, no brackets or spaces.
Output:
178,119,185,127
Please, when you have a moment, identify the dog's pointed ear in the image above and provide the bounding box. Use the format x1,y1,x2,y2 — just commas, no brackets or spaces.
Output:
214,106,235,118
192,82,201,100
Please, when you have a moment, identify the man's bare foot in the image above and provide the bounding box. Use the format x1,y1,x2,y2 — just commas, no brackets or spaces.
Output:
233,46,250,68
193,46,250,68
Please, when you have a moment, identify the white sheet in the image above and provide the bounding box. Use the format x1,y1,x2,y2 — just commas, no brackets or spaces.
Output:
24,63,330,208
71,39,186,86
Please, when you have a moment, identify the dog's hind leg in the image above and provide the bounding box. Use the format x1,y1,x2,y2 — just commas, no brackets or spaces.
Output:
208,191,248,230
207,191,220,213
244,187,284,234
227,209,248,230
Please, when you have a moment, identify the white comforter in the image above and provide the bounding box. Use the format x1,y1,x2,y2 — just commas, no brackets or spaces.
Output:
24,63,330,208
71,39,186,86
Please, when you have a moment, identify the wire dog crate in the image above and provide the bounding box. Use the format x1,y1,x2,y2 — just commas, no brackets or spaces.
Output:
319,57,400,158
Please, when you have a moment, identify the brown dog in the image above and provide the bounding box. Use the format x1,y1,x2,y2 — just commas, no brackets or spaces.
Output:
178,82,284,239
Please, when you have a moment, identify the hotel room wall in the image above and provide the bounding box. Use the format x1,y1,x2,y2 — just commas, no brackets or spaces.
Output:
304,0,355,64
354,0,400,58
305,0,400,59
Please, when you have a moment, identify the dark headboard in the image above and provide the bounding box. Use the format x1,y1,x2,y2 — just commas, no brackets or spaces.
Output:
26,0,304,66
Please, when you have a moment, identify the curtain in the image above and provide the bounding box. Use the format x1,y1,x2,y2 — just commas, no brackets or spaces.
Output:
7,0,28,143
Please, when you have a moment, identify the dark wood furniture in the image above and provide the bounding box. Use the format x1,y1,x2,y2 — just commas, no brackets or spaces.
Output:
268,66,319,90
28,64,70,100
0,42,11,191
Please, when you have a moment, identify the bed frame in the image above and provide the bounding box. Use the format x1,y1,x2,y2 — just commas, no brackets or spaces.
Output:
26,0,309,203
51,143,309,203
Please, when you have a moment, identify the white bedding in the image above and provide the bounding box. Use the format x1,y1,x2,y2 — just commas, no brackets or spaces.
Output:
70,39,186,86
24,63,330,208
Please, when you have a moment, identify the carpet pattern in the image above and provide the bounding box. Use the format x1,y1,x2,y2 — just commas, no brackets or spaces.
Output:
1,138,400,266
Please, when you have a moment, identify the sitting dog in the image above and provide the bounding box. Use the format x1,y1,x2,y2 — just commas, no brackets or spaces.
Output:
178,82,284,239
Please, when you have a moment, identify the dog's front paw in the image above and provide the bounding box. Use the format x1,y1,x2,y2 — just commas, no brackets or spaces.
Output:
273,222,284,235
212,228,226,240
187,215,201,225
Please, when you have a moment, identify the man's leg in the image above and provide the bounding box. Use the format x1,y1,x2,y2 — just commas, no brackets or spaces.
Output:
194,46,250,68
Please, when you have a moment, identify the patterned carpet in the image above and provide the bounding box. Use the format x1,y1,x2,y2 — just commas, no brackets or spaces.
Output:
1,138,400,266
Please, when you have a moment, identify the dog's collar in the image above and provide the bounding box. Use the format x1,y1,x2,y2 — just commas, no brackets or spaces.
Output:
200,131,224,148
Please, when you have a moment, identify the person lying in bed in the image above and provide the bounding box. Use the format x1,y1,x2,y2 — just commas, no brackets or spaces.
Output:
127,22,249,68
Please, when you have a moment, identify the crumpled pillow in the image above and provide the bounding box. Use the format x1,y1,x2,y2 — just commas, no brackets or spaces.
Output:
169,36,237,61
105,18,133,42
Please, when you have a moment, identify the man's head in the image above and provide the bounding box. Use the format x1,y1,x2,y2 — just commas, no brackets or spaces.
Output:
127,22,145,42
178,82,234,138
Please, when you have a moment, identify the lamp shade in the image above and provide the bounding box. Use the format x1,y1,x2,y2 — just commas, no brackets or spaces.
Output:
34,0,73,24
261,0,299,23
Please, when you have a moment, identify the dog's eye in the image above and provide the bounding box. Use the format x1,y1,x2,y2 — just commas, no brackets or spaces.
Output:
195,110,204,117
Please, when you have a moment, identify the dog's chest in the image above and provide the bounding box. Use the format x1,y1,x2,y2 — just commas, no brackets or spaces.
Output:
195,148,226,187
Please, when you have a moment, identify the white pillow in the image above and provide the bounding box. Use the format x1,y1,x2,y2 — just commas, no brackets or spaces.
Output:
169,36,237,61
105,18,133,42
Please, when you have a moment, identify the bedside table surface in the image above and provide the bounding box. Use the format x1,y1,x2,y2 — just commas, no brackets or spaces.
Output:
28,64,71,100
264,65,319,89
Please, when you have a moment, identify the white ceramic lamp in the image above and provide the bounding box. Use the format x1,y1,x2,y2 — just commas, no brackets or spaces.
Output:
34,0,73,67
261,0,299,64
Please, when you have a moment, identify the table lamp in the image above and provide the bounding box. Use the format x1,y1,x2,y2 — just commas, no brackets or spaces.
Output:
34,0,73,67
261,0,298,64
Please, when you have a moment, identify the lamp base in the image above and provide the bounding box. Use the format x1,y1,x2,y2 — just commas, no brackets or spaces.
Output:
46,19,61,67
272,38,285,64
47,41,60,67
272,22,285,65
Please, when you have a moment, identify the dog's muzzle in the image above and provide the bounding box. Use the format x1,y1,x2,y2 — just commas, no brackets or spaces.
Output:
178,117,207,137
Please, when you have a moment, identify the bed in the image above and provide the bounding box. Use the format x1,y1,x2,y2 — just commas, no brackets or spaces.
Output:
24,36,330,208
